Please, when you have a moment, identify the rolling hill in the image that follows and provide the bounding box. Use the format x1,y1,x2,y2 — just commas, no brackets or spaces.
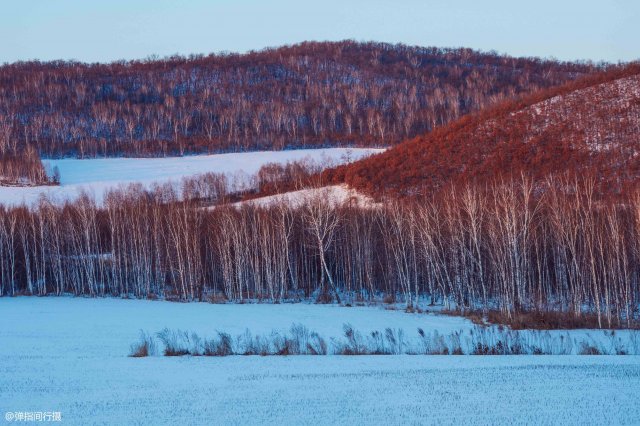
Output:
0,41,600,157
327,64,640,197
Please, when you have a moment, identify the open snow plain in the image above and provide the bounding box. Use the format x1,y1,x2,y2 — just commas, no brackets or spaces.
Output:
1,297,639,425
0,148,382,205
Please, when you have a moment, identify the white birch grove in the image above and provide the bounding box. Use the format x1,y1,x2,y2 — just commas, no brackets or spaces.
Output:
0,175,638,326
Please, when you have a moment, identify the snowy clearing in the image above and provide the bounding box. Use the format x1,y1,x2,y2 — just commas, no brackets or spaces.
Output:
229,184,376,209
0,148,382,206
1,298,640,425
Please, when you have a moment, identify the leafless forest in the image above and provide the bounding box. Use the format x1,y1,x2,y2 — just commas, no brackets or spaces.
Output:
0,145,54,185
1,171,638,328
329,65,640,197
0,43,638,330
0,41,598,157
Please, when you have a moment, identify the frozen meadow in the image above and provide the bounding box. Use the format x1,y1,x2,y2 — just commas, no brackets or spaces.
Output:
0,148,383,205
1,297,639,425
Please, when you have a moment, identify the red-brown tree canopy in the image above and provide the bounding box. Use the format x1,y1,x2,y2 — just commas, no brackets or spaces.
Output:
327,64,640,198
0,41,600,158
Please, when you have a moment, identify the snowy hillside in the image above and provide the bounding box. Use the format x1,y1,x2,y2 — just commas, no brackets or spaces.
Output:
0,148,382,205
510,73,640,150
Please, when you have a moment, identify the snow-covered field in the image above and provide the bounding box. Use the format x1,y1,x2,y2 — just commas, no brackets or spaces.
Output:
0,148,382,206
1,297,639,425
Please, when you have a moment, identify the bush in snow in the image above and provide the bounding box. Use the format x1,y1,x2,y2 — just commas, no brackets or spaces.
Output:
203,332,234,356
129,331,157,357
156,328,198,356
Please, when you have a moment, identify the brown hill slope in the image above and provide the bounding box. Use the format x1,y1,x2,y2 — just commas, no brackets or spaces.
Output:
327,65,640,197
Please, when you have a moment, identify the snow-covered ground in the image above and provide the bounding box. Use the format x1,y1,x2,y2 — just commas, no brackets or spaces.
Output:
0,148,382,206
1,297,639,425
229,184,376,209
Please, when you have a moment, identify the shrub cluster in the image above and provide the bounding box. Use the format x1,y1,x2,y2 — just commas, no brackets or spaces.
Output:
129,324,640,357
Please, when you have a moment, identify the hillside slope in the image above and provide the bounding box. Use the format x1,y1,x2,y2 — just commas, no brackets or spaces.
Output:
0,41,599,157
328,65,640,197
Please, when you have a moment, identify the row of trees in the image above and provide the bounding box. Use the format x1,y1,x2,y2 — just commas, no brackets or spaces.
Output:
0,174,638,327
0,146,56,185
0,41,599,157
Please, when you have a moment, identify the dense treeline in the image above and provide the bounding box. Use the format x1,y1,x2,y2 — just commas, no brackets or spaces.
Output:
0,41,600,157
328,64,640,197
1,175,638,328
0,146,55,185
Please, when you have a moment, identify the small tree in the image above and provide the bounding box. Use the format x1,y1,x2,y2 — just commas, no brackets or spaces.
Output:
52,166,61,185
